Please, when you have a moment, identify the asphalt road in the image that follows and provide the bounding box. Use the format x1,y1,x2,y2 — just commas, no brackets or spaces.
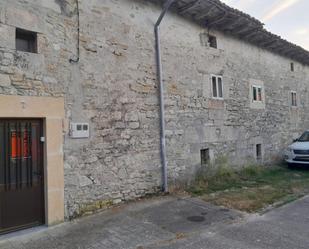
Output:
1,195,309,249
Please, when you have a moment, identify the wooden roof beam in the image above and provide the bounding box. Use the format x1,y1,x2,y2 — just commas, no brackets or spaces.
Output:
260,39,278,48
254,34,274,45
272,44,288,53
178,0,200,14
289,51,304,57
238,27,262,38
245,35,262,43
285,50,297,56
295,54,307,60
207,11,228,28
230,24,255,35
249,36,270,45
216,16,244,31
195,5,217,20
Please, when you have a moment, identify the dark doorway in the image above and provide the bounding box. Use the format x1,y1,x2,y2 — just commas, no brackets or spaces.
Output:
0,119,44,234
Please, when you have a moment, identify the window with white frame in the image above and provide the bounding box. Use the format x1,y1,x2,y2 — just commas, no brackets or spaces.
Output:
211,75,223,99
252,85,263,102
291,91,297,106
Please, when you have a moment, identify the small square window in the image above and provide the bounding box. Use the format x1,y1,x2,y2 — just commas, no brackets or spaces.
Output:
77,125,82,131
291,91,297,106
16,28,37,53
252,85,263,102
290,62,294,72
209,35,217,48
211,75,223,99
83,125,88,131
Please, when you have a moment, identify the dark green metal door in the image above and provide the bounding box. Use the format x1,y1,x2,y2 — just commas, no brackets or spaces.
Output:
0,119,44,234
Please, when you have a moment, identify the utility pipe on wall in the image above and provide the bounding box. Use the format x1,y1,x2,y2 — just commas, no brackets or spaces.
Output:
154,0,175,193
69,0,80,63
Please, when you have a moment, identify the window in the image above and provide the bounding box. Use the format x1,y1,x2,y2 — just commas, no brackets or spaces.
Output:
201,148,210,167
256,144,262,161
16,28,37,53
209,35,217,48
298,131,309,142
291,91,297,107
290,62,294,72
211,75,223,99
252,85,263,102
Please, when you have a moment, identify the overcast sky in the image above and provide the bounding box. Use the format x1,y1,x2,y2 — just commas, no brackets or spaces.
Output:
220,0,309,51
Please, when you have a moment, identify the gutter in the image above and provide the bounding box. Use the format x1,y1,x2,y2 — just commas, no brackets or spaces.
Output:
154,0,175,193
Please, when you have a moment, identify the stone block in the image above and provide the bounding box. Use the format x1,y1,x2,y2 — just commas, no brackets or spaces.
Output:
79,176,93,187
14,52,45,75
41,0,61,13
0,74,11,87
0,24,15,49
125,112,139,122
113,111,122,121
128,122,140,129
5,6,44,33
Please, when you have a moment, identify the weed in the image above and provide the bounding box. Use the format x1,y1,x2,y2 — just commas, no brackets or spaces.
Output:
188,164,309,212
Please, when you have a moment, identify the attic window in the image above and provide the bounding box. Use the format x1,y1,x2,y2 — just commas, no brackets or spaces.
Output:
290,62,294,72
16,28,37,53
209,35,217,48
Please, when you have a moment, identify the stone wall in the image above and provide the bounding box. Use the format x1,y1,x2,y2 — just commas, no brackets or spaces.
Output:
0,0,309,218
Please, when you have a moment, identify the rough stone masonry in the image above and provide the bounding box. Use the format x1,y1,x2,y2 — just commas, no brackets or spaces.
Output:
0,0,309,218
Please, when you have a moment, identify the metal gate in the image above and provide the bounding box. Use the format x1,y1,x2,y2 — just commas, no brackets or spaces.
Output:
0,119,44,234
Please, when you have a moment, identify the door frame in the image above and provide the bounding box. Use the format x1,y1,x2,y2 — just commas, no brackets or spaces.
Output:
0,95,65,227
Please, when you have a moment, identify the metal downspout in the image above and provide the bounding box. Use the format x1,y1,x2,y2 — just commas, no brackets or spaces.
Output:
154,0,175,193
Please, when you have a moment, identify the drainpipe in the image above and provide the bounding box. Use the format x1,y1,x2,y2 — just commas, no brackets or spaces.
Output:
154,0,175,193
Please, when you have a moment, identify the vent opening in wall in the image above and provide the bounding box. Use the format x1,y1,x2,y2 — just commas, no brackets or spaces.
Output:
209,35,217,48
256,144,262,161
290,62,294,72
291,91,297,106
16,28,37,53
201,148,210,167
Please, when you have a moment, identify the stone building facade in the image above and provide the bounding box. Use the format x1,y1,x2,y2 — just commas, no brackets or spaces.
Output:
0,0,309,226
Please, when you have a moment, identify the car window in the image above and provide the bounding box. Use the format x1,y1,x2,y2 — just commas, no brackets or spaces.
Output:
298,132,309,142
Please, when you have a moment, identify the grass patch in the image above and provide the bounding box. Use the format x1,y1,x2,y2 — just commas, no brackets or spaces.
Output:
188,165,309,213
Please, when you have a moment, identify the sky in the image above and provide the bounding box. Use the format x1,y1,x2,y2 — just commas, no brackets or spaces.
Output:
220,0,309,51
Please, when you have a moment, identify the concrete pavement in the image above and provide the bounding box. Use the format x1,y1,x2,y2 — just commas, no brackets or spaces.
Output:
1,195,309,249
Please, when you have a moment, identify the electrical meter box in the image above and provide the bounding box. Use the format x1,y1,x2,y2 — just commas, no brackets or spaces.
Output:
70,123,90,138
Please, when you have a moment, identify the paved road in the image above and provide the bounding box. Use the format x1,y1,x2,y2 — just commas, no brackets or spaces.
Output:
1,195,309,249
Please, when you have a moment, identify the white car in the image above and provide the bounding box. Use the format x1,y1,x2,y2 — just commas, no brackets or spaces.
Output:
284,131,309,166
